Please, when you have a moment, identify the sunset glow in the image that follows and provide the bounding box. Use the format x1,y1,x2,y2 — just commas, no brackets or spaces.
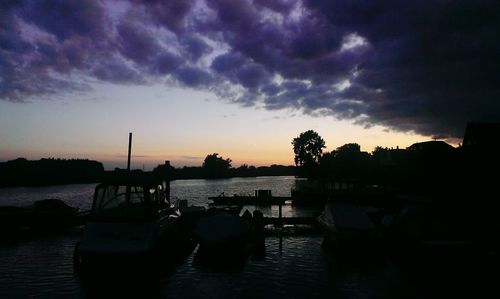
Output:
0,84,428,169
1,0,495,169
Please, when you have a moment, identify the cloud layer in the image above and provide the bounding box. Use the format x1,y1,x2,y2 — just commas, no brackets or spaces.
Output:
1,0,499,138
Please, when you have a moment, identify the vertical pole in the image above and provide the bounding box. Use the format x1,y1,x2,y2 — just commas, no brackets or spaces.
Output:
126,132,132,210
279,229,283,256
165,160,171,204
279,203,283,227
127,132,132,171
278,201,283,255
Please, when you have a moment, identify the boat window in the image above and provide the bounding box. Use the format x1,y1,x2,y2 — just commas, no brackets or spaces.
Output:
128,186,146,218
93,185,149,220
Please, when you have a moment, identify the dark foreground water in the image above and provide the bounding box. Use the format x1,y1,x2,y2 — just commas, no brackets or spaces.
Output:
1,177,499,298
1,233,498,299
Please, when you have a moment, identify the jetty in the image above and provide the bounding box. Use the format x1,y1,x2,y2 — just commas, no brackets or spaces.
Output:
209,189,291,206
209,190,320,235
263,216,316,226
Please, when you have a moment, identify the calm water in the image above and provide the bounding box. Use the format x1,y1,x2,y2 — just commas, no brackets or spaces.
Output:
0,176,299,208
0,177,498,298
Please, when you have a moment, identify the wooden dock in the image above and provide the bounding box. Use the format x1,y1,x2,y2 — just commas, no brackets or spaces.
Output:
209,190,319,234
209,195,291,206
263,216,317,226
262,216,321,235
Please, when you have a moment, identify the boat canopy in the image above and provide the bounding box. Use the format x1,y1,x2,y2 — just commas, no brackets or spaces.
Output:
99,170,165,188
91,183,166,221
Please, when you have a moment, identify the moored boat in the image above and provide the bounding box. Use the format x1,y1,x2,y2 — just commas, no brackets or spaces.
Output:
317,203,379,251
194,208,256,265
73,170,197,273
0,198,79,237
381,204,478,257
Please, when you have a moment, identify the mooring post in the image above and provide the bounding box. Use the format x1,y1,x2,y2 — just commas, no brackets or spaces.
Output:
279,230,283,256
278,203,283,227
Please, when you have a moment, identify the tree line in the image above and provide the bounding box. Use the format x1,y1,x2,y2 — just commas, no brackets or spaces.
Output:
0,158,105,187
291,129,499,201
153,153,295,180
0,155,295,187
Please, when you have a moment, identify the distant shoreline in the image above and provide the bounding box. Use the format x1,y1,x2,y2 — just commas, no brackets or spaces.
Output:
0,158,296,188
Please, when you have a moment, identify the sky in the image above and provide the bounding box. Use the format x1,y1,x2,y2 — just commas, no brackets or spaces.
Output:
1,0,499,170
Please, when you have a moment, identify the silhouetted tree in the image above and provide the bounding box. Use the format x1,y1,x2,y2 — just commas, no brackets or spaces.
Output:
372,146,388,161
202,153,232,178
335,143,361,158
152,161,175,180
318,143,371,180
292,130,326,167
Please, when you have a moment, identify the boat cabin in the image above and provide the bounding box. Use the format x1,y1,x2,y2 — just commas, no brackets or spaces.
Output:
91,171,171,222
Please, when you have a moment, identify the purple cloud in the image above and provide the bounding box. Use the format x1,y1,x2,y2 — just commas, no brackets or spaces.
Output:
181,35,212,62
138,0,195,33
92,56,144,84
1,0,499,138
21,0,106,42
175,66,213,87
117,20,161,65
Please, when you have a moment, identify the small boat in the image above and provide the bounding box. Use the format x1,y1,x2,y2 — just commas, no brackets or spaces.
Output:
194,208,254,263
0,198,79,236
30,198,79,228
73,170,197,272
317,203,379,251
382,204,477,256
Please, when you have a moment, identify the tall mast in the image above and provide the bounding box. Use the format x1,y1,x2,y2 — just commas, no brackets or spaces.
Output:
127,132,132,171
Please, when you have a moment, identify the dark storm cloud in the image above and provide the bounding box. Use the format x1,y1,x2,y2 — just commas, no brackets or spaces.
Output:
92,56,144,84
1,0,499,138
0,0,106,101
253,0,296,13
300,0,500,137
153,51,182,75
0,17,31,54
21,0,106,42
117,20,160,65
181,35,212,62
175,66,213,87
137,0,195,33
211,52,271,89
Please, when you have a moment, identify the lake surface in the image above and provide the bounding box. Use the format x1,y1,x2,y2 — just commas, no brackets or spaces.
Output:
0,176,498,298
0,176,299,210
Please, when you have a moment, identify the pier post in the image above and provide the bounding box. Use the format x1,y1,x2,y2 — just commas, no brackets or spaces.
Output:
279,231,283,256
278,203,283,227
